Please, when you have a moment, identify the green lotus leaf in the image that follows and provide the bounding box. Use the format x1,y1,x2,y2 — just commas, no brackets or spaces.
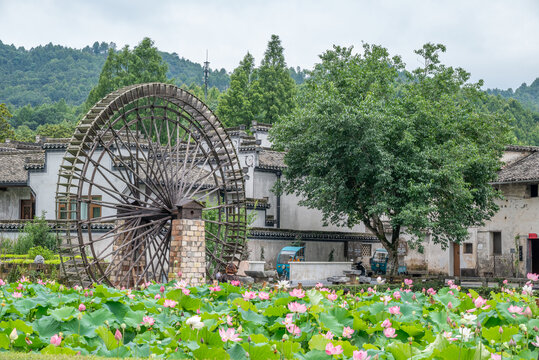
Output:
193,344,231,359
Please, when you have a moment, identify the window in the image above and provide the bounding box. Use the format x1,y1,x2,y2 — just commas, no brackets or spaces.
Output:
463,243,473,254
360,244,372,257
531,184,538,198
492,232,502,255
58,196,102,220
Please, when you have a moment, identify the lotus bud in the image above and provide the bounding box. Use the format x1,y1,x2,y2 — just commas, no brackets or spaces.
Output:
121,323,126,330
77,313,83,320
499,327,503,334
9,328,18,342
104,320,109,326
114,329,122,342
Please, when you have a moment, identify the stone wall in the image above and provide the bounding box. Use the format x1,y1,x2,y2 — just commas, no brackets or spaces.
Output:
169,219,206,286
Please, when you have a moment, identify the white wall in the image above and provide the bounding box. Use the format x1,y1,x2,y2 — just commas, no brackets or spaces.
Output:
0,187,32,220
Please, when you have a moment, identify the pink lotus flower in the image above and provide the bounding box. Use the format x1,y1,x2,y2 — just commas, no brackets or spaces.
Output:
324,331,334,339
503,279,508,285
380,295,392,305
327,292,338,301
325,342,343,355
474,296,487,308
282,313,294,326
115,329,122,342
288,301,307,313
182,288,190,296
315,282,324,288
16,284,23,290
286,324,301,337
258,291,270,300
50,334,62,346
160,285,165,293
393,291,401,300
443,331,458,342
219,327,242,342
142,316,155,326
521,306,532,317
507,305,523,314
404,278,413,287
384,327,397,338
242,291,257,300
12,292,22,298
163,299,177,308
37,279,45,285
289,288,305,298
0,279,5,286
527,273,539,282
353,350,371,360
388,306,401,315
154,294,161,300
427,288,436,296
381,319,392,328
531,335,539,347
209,285,221,293
230,280,241,286
448,301,453,310
78,303,86,312
490,354,501,360
174,280,188,289
226,315,233,326
342,326,354,338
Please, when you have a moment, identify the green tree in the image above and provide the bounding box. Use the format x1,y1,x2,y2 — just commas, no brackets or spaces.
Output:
0,103,15,142
14,125,36,142
217,52,256,127
36,121,77,138
271,43,510,274
254,35,296,123
85,37,169,108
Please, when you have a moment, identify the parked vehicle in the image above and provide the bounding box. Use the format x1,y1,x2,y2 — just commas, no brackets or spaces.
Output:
276,246,305,279
370,248,389,275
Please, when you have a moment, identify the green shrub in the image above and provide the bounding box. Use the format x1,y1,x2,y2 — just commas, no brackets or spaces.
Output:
16,212,58,253
0,237,13,253
7,264,21,283
27,246,55,260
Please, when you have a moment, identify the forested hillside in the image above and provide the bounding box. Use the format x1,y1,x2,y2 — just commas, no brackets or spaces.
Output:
488,78,539,113
0,40,231,108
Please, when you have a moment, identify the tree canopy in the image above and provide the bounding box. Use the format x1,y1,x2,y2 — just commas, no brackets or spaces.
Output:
0,103,14,142
271,43,511,274
85,38,169,108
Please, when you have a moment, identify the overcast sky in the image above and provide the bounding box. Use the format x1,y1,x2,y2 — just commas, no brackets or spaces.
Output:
0,0,537,90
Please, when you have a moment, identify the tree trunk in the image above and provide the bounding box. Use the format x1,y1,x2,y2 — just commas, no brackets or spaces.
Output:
387,246,399,276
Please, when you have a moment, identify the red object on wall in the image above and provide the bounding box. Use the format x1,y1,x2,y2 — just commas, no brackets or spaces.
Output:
528,233,538,239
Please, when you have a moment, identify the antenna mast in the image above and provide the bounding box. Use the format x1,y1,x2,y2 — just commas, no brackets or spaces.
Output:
203,50,209,101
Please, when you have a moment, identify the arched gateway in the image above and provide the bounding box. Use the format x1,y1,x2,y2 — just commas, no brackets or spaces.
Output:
55,83,247,288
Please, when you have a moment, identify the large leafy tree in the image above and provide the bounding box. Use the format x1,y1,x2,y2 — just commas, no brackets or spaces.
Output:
0,103,15,142
254,35,296,124
271,43,510,274
85,37,168,108
217,52,256,127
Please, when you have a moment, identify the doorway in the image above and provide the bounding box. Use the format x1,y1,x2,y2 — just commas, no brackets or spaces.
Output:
452,243,461,276
20,199,35,220
532,240,539,274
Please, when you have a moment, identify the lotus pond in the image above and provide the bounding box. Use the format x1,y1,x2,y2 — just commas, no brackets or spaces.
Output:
0,276,538,359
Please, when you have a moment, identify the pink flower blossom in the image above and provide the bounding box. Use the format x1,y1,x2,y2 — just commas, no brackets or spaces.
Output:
527,273,539,282
174,280,188,289
383,327,397,338
324,331,334,339
381,319,392,328
474,296,487,308
404,278,413,287
142,316,155,326
16,284,23,290
289,288,305,298
230,280,241,286
508,305,523,314
288,301,307,313
209,285,221,293
388,306,401,315
258,291,270,300
37,279,45,285
353,350,371,360
78,303,86,312
315,282,324,288
163,299,177,308
286,324,301,337
242,291,257,300
393,291,401,300
219,327,242,342
282,313,294,326
443,331,458,342
503,279,508,285
427,288,436,296
327,292,338,301
226,315,233,326
490,354,501,360
448,302,453,310
380,295,392,305
0,279,5,286
342,326,354,338
521,306,532,317
50,334,62,346
182,288,190,296
531,335,539,347
160,285,165,293
154,294,161,300
325,342,343,355
114,329,122,342
12,292,22,298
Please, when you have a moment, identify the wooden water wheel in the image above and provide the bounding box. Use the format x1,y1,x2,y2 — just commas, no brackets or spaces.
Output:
55,83,246,288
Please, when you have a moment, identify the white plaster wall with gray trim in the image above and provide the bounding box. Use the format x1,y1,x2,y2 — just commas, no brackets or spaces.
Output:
0,187,32,220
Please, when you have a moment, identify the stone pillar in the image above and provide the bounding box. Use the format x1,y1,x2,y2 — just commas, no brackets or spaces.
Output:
169,218,206,286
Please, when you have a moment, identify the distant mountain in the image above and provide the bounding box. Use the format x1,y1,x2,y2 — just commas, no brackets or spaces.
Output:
0,40,231,108
488,78,539,113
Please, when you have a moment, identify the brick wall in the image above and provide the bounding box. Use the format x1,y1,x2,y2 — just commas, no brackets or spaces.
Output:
169,218,206,286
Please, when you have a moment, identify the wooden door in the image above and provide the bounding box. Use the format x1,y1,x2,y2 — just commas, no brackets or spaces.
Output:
20,200,34,220
453,243,461,276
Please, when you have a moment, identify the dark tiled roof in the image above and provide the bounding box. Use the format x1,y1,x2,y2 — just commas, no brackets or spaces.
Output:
248,227,378,242
496,151,539,183
257,149,285,170
0,150,45,184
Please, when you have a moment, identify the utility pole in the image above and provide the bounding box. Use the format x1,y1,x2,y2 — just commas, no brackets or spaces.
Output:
203,50,209,101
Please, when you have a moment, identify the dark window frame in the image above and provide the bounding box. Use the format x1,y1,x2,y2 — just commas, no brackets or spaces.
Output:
463,243,473,254
492,232,502,255
531,184,538,198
